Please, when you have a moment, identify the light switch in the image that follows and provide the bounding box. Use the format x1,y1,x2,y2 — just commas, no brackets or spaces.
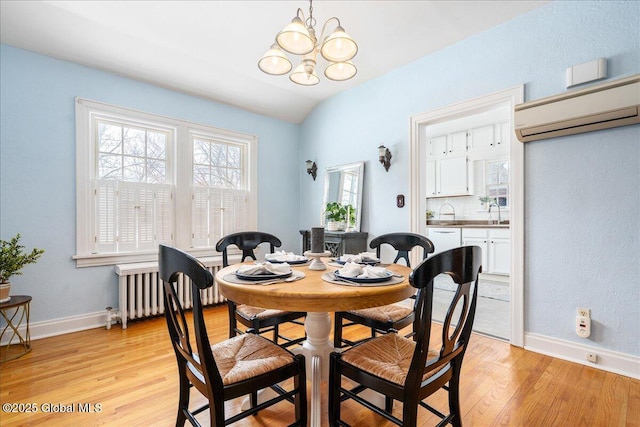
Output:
396,194,405,208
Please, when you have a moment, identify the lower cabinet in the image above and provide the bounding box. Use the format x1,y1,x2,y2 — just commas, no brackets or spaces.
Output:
462,228,510,275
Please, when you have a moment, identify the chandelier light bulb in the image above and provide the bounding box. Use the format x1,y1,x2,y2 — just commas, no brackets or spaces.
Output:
276,16,314,55
324,61,357,81
290,63,320,86
320,25,358,63
258,44,293,75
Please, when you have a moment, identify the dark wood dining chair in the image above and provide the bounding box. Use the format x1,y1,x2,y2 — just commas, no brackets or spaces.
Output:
215,231,306,348
329,245,482,427
333,232,435,348
159,244,307,427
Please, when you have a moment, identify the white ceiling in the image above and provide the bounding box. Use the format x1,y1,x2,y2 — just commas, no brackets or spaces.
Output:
0,0,548,123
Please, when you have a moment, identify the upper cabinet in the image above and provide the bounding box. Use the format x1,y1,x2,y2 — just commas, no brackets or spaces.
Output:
428,131,468,158
468,122,509,155
426,156,471,198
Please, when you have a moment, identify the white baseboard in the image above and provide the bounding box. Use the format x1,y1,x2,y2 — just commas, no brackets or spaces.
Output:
524,332,640,380
1,311,109,345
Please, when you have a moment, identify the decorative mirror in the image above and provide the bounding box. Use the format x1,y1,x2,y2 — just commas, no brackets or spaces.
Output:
322,161,364,232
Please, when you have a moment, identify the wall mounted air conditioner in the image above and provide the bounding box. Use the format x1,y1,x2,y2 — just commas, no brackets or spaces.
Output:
514,74,640,142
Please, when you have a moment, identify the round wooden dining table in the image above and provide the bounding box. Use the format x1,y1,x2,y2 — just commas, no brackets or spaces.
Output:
215,258,413,427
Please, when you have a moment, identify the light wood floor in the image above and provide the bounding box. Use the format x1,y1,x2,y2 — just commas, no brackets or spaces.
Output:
1,304,638,426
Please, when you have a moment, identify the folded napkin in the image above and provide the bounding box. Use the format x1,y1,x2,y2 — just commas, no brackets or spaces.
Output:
265,251,307,262
338,262,389,278
236,262,291,275
339,252,379,263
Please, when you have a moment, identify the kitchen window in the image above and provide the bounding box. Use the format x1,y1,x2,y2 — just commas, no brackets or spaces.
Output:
486,159,509,208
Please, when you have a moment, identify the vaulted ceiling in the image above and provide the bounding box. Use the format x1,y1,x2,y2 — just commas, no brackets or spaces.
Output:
0,1,548,123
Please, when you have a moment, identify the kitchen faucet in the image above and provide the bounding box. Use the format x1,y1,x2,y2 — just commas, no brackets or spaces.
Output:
488,202,501,224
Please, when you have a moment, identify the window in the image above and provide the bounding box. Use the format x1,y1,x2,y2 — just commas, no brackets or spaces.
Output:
191,133,250,248
75,98,257,266
486,159,509,208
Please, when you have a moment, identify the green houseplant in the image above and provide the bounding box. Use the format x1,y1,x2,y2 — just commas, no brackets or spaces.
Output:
0,234,44,302
325,202,356,231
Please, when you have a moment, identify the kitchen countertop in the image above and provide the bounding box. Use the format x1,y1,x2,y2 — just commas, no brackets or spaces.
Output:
426,220,510,229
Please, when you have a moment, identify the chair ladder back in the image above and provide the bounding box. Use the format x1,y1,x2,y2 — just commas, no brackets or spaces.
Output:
409,246,481,385
370,232,435,267
159,245,225,392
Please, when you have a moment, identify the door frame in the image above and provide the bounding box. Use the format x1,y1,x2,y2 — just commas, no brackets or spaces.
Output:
409,85,525,346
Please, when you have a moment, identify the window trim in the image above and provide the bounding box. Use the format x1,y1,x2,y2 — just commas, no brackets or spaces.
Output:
74,97,257,267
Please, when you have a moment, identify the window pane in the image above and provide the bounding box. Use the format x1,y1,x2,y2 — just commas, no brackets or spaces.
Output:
147,131,166,159
123,127,146,156
193,164,209,186
98,122,122,154
147,159,166,184
123,156,145,182
211,166,225,186
227,168,240,188
98,154,122,180
210,143,226,165
227,145,241,168
193,138,209,164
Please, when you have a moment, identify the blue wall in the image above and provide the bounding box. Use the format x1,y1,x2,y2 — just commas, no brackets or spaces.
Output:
0,44,300,322
1,1,638,359
299,1,639,356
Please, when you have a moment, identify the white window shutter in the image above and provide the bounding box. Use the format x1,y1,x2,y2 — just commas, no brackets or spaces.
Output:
192,186,209,247
222,189,249,235
137,186,156,251
155,185,174,246
95,180,118,253
118,182,137,252
210,188,224,245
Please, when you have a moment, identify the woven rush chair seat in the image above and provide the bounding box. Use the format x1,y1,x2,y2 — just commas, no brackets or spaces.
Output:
344,303,413,324
234,305,295,321
333,232,434,348
216,231,306,348
211,333,295,385
340,333,439,385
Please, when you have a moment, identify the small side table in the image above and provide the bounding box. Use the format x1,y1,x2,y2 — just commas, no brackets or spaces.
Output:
0,295,32,363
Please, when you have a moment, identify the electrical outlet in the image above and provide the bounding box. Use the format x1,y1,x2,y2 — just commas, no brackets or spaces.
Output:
586,352,597,363
577,307,590,318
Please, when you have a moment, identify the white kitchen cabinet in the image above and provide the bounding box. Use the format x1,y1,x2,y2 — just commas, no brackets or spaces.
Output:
462,228,510,275
469,125,494,151
468,122,509,155
425,156,471,198
428,131,467,158
427,227,461,255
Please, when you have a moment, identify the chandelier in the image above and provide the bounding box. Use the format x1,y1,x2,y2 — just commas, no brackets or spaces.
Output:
258,0,358,86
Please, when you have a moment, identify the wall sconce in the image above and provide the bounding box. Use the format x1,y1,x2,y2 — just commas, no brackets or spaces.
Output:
378,145,392,171
306,160,317,180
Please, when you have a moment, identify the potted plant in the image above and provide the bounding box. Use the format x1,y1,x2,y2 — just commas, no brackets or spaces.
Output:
325,202,347,231
479,196,496,209
0,234,44,303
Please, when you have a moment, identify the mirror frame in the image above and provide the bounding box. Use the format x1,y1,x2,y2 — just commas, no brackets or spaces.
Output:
321,161,365,232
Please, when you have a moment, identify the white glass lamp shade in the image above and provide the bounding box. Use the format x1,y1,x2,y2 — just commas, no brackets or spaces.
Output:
290,63,320,86
258,44,292,75
320,26,358,62
324,61,357,81
276,16,315,55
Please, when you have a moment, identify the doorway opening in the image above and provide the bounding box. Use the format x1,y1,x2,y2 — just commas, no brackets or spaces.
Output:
409,86,524,346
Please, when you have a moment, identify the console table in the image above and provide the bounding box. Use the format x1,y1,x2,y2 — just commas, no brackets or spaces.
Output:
300,230,368,257
0,295,32,363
